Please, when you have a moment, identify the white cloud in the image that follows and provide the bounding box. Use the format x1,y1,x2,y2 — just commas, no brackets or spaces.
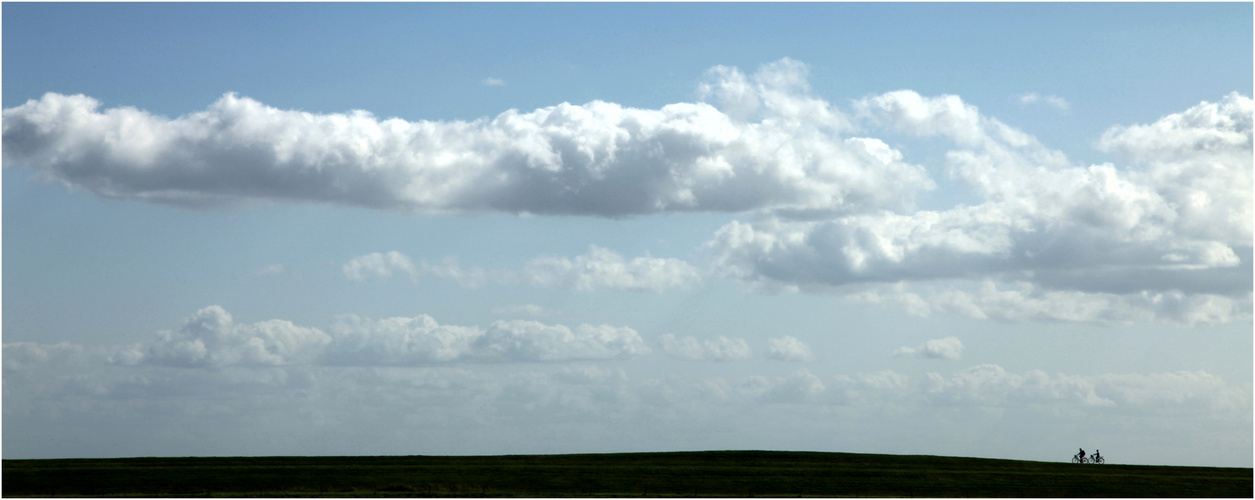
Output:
325,314,649,365
6,335,1249,466
853,280,1252,326
517,245,701,293
474,320,650,362
481,77,506,87
491,304,550,318
659,333,752,361
2,60,933,217
26,333,1245,416
1092,370,1250,412
117,306,332,368
342,251,417,281
323,314,482,365
99,306,652,369
708,91,1252,324
919,364,1251,415
766,335,814,362
344,247,698,293
856,90,994,147
1099,92,1251,161
343,252,488,287
1098,92,1252,246
3,341,91,372
894,336,964,360
923,364,1112,408
1017,92,1070,112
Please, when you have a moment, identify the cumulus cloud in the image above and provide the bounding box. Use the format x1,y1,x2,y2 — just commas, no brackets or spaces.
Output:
659,362,1248,418
920,364,1251,415
344,246,698,292
3,341,92,372
766,335,815,362
2,59,932,217
1099,92,1251,162
923,364,1112,408
854,280,1252,326
517,245,701,293
108,306,648,368
1017,92,1070,112
323,314,482,365
6,58,1248,326
708,91,1252,324
343,251,489,287
1092,370,1250,411
474,320,650,362
1098,92,1252,245
342,251,417,282
325,314,648,365
894,336,964,360
28,329,1246,416
6,332,1249,466
117,306,332,368
341,246,697,292
659,333,752,361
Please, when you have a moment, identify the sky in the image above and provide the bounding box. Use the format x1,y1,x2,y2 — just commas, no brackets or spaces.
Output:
2,3,1252,467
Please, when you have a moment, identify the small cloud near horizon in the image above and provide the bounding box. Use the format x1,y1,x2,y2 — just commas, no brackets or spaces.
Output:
1017,92,1069,112
895,337,964,360
491,304,551,318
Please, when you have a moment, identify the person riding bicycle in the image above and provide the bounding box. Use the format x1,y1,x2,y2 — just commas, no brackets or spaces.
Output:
1093,450,1101,462
1078,448,1086,461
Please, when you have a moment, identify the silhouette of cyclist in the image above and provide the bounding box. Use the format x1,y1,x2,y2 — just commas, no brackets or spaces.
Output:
1078,448,1086,462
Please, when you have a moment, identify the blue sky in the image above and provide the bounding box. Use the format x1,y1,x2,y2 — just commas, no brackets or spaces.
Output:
3,3,1252,467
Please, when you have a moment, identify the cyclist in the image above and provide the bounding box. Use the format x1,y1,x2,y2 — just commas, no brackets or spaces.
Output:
1078,448,1086,462
1093,450,1101,463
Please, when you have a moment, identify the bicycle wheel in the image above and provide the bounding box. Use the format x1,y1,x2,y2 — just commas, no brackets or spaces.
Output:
1094,457,1104,464
1072,456,1082,463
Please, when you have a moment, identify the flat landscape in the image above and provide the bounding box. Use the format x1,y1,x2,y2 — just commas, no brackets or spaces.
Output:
3,450,1251,497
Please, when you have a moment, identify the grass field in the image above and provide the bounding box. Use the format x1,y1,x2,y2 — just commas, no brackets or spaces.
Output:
3,450,1251,497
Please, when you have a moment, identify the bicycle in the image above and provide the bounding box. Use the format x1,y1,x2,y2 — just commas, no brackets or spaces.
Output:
1072,453,1105,464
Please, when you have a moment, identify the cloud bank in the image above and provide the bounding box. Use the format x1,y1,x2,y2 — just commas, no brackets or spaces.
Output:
115,306,649,368
342,246,700,293
659,333,752,361
9,333,1246,465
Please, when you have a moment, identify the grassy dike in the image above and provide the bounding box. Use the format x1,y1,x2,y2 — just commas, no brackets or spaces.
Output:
3,450,1251,497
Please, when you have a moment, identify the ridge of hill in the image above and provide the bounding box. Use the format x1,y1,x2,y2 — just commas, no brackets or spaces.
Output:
4,450,1251,497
